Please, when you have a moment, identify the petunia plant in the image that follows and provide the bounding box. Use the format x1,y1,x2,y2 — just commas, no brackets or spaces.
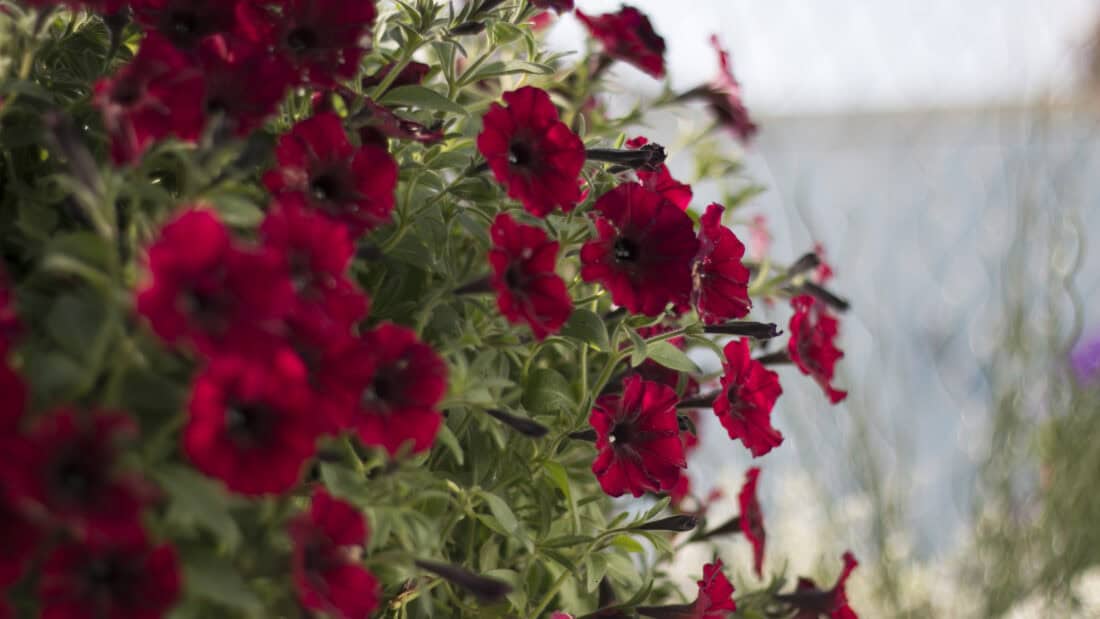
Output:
0,0,861,617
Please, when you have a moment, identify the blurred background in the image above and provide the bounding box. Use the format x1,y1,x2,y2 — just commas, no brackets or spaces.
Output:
546,2,1100,617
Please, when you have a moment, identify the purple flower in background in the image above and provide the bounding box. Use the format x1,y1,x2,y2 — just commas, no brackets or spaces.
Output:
1071,333,1100,383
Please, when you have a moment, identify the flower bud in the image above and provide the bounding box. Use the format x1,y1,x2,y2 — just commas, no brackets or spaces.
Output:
637,515,698,532
702,321,781,339
414,559,512,602
484,409,549,438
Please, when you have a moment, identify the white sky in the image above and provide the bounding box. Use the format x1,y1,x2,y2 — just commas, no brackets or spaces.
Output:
549,0,1100,115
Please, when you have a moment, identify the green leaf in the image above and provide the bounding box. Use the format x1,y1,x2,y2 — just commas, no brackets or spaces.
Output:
626,328,647,367
560,308,610,352
154,466,242,551
484,569,526,610
182,553,262,614
522,368,574,414
540,535,592,549
435,423,465,465
584,553,608,593
46,291,108,362
320,463,371,505
646,341,700,374
610,534,645,554
479,491,518,534
379,85,469,116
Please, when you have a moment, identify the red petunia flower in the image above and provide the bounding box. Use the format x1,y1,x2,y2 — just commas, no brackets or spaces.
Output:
714,339,783,457
532,0,573,12
695,559,737,617
589,375,685,498
136,209,295,355
0,362,25,433
626,136,692,210
362,60,431,90
788,295,847,404
477,87,585,217
693,203,752,324
132,0,241,49
261,195,368,335
264,112,399,237
39,537,181,619
488,213,572,340
288,488,380,619
577,6,666,78
2,410,148,543
322,323,447,456
236,0,378,86
738,467,766,578
580,183,699,316
198,36,295,137
0,270,20,353
703,35,758,143
184,351,320,495
92,33,205,165
0,491,39,589
784,552,860,619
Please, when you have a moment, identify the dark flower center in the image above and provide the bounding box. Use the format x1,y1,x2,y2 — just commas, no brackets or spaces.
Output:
507,140,535,169
504,264,526,290
181,285,232,334
168,11,199,38
303,538,342,574
310,173,343,202
225,404,273,446
111,81,142,106
613,237,639,263
50,450,105,505
725,388,746,419
286,27,319,53
609,421,635,446
83,555,137,602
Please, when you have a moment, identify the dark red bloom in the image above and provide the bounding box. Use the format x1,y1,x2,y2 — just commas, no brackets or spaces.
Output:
0,492,39,589
184,351,320,495
353,98,445,148
92,33,205,165
322,323,447,456
693,203,752,324
289,489,379,619
813,243,835,285
264,113,399,237
136,209,295,355
197,36,295,137
39,537,180,619
0,362,25,433
738,467,766,578
261,196,368,336
626,136,692,210
785,552,860,619
488,213,572,340
577,6,666,78
694,560,737,617
362,61,431,90
532,0,573,12
580,183,699,316
714,339,783,457
132,0,240,49
236,0,378,86
788,295,847,404
0,270,20,352
589,375,685,497
3,410,148,543
703,35,757,143
477,86,585,217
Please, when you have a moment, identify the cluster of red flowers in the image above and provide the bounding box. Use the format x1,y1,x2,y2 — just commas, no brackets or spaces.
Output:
92,0,383,164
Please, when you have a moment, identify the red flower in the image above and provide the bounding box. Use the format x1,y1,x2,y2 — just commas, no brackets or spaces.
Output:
92,33,204,165
0,492,39,589
0,270,20,352
694,560,737,617
693,203,752,324
580,183,699,316
813,243,835,285
788,295,847,404
626,136,692,210
362,61,431,89
39,537,181,619
532,0,573,12
197,36,295,137
136,209,295,355
236,0,378,86
354,98,445,148
785,552,860,619
184,351,320,495
322,323,447,456
738,467,766,578
704,35,757,143
261,196,368,334
714,339,782,457
264,112,399,237
478,87,585,217
289,489,379,619
577,6,666,78
132,0,240,49
0,363,25,432
589,375,685,497
3,410,148,543
488,213,572,340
